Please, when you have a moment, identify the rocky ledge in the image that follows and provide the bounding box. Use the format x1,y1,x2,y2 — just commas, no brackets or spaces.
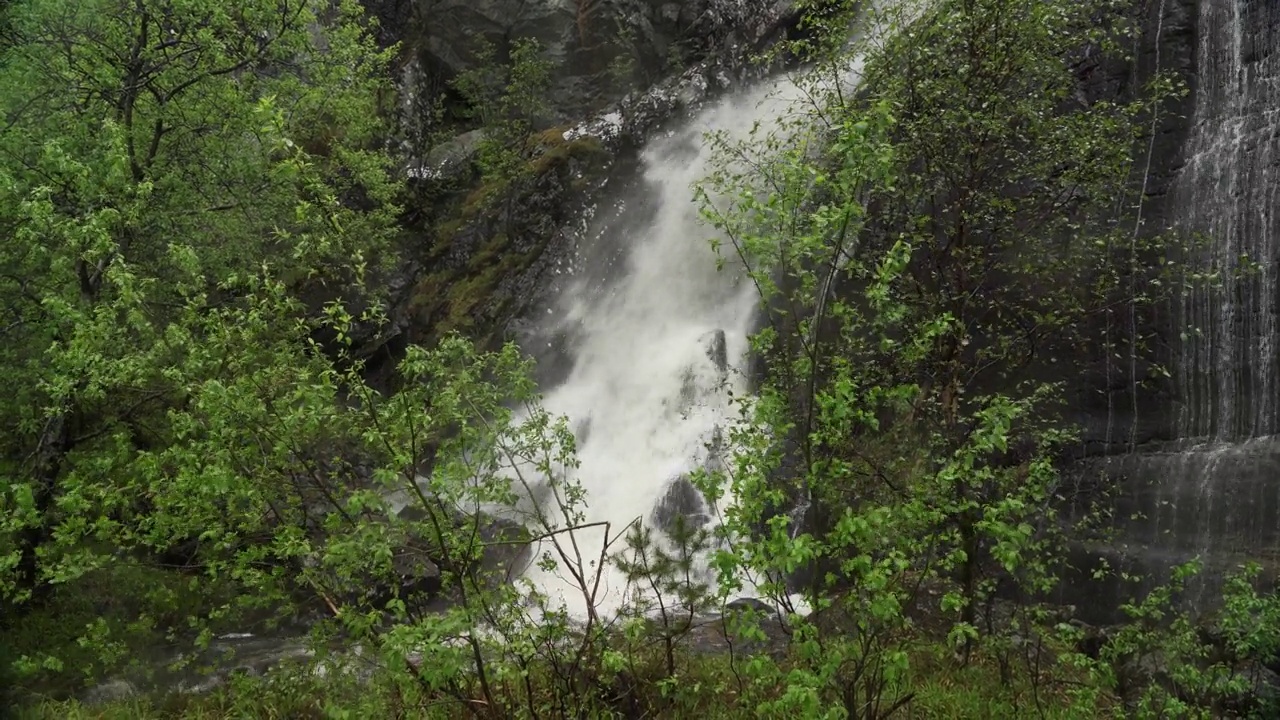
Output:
336,1,805,373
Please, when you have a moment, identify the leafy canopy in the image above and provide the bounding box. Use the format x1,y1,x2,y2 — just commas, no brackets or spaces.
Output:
0,0,399,617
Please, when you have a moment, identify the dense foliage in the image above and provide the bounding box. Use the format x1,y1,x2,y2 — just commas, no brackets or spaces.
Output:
0,0,402,685
4,0,1280,719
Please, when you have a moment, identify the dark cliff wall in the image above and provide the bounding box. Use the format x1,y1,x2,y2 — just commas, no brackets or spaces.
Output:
379,0,800,125
1070,0,1196,457
1067,0,1280,617
1087,0,1280,451
1167,0,1280,442
347,0,803,388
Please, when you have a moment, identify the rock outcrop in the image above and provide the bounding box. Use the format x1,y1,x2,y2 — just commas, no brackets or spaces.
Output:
651,476,711,535
350,0,803,370
406,0,800,119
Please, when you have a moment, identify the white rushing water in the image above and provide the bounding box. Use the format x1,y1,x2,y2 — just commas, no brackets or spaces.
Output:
516,5,912,619
517,81,805,617
1173,1,1280,442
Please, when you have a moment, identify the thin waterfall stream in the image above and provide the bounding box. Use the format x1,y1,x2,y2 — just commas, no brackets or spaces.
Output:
1070,0,1280,615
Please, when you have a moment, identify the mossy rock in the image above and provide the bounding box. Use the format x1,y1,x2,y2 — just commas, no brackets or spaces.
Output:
432,218,466,248
406,122,613,348
529,134,607,175
455,129,608,216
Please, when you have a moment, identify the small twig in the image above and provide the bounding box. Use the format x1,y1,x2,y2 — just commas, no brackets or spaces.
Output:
319,591,341,617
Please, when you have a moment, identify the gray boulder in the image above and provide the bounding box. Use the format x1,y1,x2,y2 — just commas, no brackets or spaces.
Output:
704,328,728,376
416,128,488,183
651,475,711,536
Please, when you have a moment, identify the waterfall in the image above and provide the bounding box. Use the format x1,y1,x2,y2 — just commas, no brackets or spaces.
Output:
509,1,932,618
513,0,915,617
516,80,807,617
1073,0,1280,615
1159,0,1280,564
1175,0,1280,441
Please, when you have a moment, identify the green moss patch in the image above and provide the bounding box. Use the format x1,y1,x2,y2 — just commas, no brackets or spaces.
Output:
406,126,609,346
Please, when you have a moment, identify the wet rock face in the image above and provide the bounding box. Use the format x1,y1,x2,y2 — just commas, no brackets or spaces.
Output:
407,0,800,119
1061,0,1280,618
1073,0,1280,452
1165,0,1280,443
404,135,617,351
651,476,711,535
1064,0,1198,455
